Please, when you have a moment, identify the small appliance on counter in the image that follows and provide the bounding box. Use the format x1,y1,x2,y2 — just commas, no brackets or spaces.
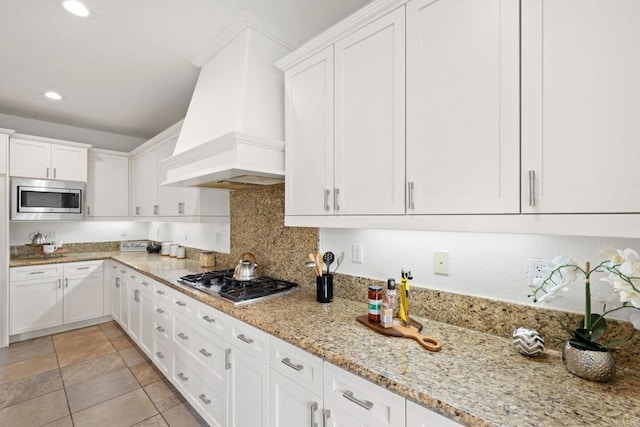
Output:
178,268,298,306
146,242,161,253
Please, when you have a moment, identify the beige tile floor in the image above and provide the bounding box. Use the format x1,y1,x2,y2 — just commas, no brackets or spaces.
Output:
0,321,208,426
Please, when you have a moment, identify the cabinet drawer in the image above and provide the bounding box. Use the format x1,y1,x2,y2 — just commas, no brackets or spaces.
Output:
172,313,199,355
172,292,195,318
153,337,172,376
137,276,155,294
153,282,174,303
63,260,103,277
194,300,228,339
270,336,323,397
10,264,63,281
153,301,171,343
229,319,269,365
324,362,405,427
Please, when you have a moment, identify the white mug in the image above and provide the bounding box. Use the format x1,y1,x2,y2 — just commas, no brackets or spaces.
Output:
52,240,63,249
43,244,56,255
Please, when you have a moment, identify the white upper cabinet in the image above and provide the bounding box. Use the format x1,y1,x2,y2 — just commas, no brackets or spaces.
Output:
87,149,129,218
522,0,640,213
131,147,158,217
334,7,406,215
157,135,199,216
284,46,334,216
10,136,89,181
406,0,519,214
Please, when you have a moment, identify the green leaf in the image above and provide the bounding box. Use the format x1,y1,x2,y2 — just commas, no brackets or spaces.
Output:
568,339,608,352
589,314,607,341
605,328,637,348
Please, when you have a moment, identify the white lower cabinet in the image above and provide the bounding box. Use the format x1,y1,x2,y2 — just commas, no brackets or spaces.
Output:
10,261,104,335
406,399,461,427
270,370,323,427
228,342,269,427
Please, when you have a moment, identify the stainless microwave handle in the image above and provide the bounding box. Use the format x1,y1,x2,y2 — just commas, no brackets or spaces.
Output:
46,167,49,178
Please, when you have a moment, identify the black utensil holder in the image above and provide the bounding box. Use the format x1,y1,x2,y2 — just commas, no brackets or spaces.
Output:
316,274,333,303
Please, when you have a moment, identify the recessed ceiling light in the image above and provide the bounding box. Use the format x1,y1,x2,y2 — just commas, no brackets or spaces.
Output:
45,91,63,101
62,1,90,17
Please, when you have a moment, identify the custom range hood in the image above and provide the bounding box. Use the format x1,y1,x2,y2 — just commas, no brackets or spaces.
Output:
161,16,292,190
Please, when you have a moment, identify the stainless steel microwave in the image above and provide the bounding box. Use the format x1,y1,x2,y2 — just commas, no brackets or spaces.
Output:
11,178,85,220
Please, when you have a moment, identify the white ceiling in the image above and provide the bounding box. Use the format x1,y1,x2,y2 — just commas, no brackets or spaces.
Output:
0,0,370,144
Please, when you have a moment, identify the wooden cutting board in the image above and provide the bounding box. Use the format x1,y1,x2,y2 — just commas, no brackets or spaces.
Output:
356,315,442,352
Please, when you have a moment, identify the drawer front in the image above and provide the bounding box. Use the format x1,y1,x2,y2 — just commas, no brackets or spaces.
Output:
153,301,171,343
153,281,175,303
172,292,195,318
63,260,103,277
229,319,269,365
270,336,323,397
137,275,155,295
10,264,63,281
173,313,199,354
172,352,197,397
324,362,405,427
194,300,228,339
153,337,172,376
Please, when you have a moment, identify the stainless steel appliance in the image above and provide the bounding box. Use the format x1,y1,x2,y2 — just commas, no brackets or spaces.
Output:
178,269,299,306
11,178,85,220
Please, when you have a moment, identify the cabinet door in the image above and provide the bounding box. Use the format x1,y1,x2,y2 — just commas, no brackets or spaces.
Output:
325,408,367,427
50,143,87,181
10,278,63,334
406,0,519,214
9,138,50,179
63,273,104,324
0,133,8,174
131,148,158,217
157,136,200,216
269,370,323,427
334,7,405,215
406,400,461,427
228,348,268,427
284,46,334,215
87,151,128,217
522,0,640,213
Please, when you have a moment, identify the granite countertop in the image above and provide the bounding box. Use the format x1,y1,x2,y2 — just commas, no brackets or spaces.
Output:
11,252,640,426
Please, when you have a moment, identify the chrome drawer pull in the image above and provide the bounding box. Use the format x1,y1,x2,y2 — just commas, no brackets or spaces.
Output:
155,326,165,333
142,281,150,286
156,290,165,295
310,402,318,427
155,308,164,314
155,352,164,359
237,334,254,344
177,373,188,382
115,277,120,288
199,349,212,358
202,315,215,323
199,394,211,405
528,170,536,207
281,357,304,372
175,301,187,307
178,332,189,340
29,271,45,275
323,409,331,425
342,390,373,410
76,266,91,270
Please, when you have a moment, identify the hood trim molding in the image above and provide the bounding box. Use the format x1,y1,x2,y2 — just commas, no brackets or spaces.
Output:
160,131,284,188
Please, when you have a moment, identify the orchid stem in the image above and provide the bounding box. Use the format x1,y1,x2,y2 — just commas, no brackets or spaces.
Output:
585,261,592,333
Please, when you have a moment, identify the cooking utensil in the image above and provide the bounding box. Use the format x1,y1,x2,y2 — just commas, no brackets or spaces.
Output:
308,253,321,276
233,252,259,281
333,251,345,273
316,252,324,276
322,251,335,275
29,231,47,245
356,315,441,352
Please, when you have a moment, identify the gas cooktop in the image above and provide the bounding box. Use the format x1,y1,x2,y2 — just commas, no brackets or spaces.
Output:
178,269,299,305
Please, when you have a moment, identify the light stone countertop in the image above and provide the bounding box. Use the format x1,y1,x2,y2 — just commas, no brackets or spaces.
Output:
10,252,640,426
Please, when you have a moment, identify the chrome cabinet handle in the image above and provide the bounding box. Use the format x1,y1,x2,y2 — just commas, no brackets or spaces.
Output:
115,277,120,288
177,373,188,382
29,271,45,275
135,206,141,216
281,357,303,372
175,301,186,307
178,332,188,340
310,402,318,427
408,181,415,210
155,308,164,314
333,188,340,211
225,348,232,370
57,279,61,289
199,394,211,405
141,281,149,287
76,266,91,270
156,290,165,295
53,168,56,179
342,390,373,410
324,189,330,211
87,206,91,216
323,409,331,426
134,289,140,303
237,334,254,344
199,348,212,358
528,170,536,207
46,167,49,178
65,278,68,288
153,205,159,215
155,351,164,359
155,326,165,333
178,202,185,214
202,315,215,323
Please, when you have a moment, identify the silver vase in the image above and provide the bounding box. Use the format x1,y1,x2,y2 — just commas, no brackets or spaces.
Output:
562,342,616,382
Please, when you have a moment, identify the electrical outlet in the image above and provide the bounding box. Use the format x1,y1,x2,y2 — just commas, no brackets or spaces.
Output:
434,251,450,275
352,243,364,264
528,258,550,286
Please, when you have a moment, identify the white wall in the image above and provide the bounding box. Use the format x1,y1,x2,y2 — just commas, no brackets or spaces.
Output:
320,228,640,319
0,113,145,152
10,220,230,253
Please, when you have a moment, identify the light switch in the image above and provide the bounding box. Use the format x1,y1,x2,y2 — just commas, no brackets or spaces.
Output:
434,251,450,275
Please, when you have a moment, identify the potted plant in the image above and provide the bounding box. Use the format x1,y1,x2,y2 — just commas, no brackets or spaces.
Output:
529,248,640,381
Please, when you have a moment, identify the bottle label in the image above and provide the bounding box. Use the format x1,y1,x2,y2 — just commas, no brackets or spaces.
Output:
368,299,382,315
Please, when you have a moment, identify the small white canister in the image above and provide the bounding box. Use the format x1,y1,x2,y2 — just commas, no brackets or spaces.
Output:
161,242,172,256
169,243,179,257
177,246,186,259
